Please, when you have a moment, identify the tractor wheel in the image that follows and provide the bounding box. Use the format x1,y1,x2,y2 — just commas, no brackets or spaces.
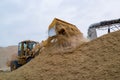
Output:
10,60,21,71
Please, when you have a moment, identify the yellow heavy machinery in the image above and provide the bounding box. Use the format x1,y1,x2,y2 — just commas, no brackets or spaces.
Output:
10,40,39,71
46,18,84,48
10,18,86,71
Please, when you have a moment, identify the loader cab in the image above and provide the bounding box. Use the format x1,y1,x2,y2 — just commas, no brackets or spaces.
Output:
18,40,37,56
11,40,38,71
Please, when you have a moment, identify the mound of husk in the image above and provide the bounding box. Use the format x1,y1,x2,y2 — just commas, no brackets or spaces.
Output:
1,19,120,80
0,30,120,80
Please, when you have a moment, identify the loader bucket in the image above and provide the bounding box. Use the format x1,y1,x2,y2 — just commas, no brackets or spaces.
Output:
46,18,88,54
48,18,82,37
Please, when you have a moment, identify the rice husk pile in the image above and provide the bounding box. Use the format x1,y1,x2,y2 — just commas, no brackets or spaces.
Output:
0,30,120,80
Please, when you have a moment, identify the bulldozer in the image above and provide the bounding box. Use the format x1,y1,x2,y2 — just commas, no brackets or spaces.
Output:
10,40,39,71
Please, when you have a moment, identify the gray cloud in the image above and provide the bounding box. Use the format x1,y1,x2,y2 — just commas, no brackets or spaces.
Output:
0,0,120,46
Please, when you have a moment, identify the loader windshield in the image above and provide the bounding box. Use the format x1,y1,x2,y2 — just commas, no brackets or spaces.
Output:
18,41,37,56
18,43,22,56
28,42,36,50
18,43,22,51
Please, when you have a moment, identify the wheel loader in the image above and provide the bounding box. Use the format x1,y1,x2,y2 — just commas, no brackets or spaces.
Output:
10,40,39,71
10,18,86,71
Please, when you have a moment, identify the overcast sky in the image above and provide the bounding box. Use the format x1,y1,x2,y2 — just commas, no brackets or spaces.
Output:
0,0,120,46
